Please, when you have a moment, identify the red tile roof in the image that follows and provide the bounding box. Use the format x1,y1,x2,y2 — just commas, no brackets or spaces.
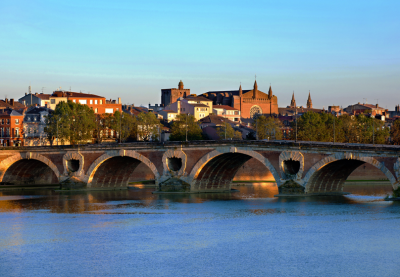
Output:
213,105,239,111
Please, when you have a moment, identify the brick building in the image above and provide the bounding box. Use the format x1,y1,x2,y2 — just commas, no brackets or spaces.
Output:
0,109,24,146
212,105,241,122
200,81,278,119
19,93,51,107
50,90,122,114
161,80,190,107
344,103,387,116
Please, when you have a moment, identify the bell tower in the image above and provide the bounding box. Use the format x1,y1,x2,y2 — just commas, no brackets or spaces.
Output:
290,91,296,107
307,91,312,109
178,80,184,90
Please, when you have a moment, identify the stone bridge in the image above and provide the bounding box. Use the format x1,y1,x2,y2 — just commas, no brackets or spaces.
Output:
0,141,399,195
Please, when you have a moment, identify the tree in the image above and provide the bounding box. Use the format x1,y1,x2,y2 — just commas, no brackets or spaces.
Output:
45,101,96,145
94,113,113,143
391,119,400,145
136,112,161,141
169,114,203,141
112,111,138,142
252,115,283,140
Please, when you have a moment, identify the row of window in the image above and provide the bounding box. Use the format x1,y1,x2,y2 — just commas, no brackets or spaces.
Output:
0,127,19,137
0,119,19,125
72,99,104,105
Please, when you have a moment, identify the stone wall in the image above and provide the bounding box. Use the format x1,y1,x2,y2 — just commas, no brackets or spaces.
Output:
233,158,275,181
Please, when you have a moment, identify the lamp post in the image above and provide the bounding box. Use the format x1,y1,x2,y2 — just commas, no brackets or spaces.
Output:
119,113,124,143
372,117,375,145
333,114,335,144
185,113,188,142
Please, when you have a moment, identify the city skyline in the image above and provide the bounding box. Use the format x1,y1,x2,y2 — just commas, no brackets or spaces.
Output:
1,0,399,109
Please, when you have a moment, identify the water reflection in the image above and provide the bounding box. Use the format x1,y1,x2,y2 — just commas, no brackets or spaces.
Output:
0,182,397,214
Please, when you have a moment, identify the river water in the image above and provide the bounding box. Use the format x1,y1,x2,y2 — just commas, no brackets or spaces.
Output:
1,183,400,277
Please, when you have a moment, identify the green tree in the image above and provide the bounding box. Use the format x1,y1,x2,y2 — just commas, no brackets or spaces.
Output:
169,114,203,141
112,111,138,142
391,119,400,145
136,112,161,141
45,101,96,145
253,116,283,140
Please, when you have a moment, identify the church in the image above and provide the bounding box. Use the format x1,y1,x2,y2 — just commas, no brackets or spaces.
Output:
161,80,279,120
200,80,278,119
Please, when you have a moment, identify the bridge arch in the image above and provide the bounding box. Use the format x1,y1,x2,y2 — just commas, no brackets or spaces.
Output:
0,152,60,185
187,147,280,192
302,153,398,193
86,150,160,188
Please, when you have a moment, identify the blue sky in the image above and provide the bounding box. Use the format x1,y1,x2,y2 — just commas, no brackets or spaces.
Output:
1,0,399,109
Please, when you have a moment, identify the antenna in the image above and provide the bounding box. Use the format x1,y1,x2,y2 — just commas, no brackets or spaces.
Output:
375,99,379,105
41,87,46,93
363,98,367,104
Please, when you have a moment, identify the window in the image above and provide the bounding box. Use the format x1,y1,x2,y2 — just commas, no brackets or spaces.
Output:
73,99,76,103
6,127,10,136
0,128,3,137
1,119,3,124
95,108,98,113
90,100,93,104
33,117,37,122
15,119,19,124
51,99,55,104
95,100,98,104
100,100,103,104
27,117,30,121
79,100,87,104
6,119,10,125
15,128,19,137
105,109,113,114
116,108,119,111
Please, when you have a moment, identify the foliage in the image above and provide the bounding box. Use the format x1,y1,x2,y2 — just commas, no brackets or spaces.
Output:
252,116,283,140
216,122,242,140
245,131,256,140
169,114,203,141
136,112,161,141
391,119,400,145
45,101,96,145
111,111,138,142
291,111,389,143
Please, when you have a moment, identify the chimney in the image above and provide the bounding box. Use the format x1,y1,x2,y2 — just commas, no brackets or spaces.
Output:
35,92,38,95
376,104,379,108
23,100,26,106
25,93,27,95
5,98,8,104
118,97,121,104
10,99,14,106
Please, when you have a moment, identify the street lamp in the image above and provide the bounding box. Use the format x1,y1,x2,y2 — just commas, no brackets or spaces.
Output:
295,108,298,142
185,114,188,142
119,113,124,143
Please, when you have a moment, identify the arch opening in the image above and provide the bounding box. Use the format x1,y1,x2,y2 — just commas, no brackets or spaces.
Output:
283,159,300,175
2,159,58,185
306,159,367,193
67,159,80,173
90,156,155,188
167,157,182,172
192,152,277,192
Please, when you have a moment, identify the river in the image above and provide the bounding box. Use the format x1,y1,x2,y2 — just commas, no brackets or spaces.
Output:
0,183,399,277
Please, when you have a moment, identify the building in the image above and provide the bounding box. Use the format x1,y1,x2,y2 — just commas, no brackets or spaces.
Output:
19,93,51,107
199,114,238,140
0,98,26,111
49,90,122,114
163,96,213,121
344,103,387,116
158,110,179,123
23,107,52,146
0,108,24,146
212,105,241,122
387,104,400,119
161,80,191,107
200,81,278,119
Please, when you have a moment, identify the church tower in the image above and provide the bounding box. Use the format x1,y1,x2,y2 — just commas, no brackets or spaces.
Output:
307,91,312,109
290,91,296,107
178,80,184,90
268,86,273,99
253,80,258,99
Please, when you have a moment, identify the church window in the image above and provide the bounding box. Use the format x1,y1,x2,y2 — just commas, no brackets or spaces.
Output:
250,105,262,119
